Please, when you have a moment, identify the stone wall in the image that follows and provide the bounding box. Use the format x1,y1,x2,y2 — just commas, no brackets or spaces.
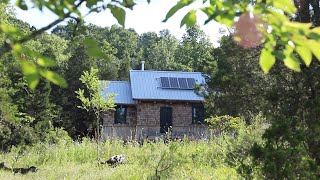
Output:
135,101,207,138
103,106,137,139
136,101,195,126
103,101,209,140
103,106,137,126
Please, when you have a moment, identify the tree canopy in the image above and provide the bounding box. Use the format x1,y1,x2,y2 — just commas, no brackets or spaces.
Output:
1,0,320,88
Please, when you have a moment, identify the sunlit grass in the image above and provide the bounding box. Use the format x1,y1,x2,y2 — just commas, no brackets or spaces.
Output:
0,138,241,179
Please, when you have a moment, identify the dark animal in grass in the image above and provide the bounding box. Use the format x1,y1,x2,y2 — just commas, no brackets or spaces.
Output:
0,162,11,171
101,154,126,166
13,166,37,174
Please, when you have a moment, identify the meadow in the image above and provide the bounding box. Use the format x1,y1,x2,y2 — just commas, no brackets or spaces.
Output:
0,137,245,180
0,115,266,179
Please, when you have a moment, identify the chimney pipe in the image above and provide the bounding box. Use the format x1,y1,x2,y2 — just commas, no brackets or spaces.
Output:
141,61,145,71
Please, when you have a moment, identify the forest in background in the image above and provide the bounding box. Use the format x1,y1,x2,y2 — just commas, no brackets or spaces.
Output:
1,0,320,178
0,3,217,146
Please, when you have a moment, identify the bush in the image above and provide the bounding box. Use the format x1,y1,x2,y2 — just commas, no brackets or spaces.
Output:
206,114,267,179
0,120,72,152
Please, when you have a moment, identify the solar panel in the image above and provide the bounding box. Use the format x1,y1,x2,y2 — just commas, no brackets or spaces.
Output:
178,78,188,89
169,77,179,88
187,78,195,89
160,77,170,88
160,77,196,89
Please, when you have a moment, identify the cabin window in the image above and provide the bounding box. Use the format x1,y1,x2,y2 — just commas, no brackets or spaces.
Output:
114,106,127,124
192,106,205,124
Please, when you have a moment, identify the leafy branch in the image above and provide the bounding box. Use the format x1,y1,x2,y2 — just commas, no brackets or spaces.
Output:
164,0,320,73
0,0,142,89
0,0,86,56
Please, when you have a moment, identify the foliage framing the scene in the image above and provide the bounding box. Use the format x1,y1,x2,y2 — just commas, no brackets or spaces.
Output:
1,0,320,89
0,0,138,88
164,0,320,73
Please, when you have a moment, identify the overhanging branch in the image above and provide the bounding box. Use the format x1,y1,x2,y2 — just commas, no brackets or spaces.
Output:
0,0,86,57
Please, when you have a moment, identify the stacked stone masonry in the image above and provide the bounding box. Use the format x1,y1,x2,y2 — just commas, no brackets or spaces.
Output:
103,101,208,140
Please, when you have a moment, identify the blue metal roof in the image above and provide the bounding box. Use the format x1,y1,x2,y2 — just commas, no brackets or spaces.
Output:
129,70,205,101
101,81,136,105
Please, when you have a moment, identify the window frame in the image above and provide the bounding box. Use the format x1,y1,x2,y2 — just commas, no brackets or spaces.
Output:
114,106,127,124
192,106,205,124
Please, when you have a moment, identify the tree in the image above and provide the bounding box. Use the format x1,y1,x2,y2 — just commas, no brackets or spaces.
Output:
203,36,266,118
2,0,320,88
175,25,214,72
204,36,320,178
104,25,140,79
138,30,179,71
164,0,320,73
75,68,115,162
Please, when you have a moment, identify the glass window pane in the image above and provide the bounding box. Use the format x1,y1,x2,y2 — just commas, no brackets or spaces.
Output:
115,106,127,124
192,106,205,124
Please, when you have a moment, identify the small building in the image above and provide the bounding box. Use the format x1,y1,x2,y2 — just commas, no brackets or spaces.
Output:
102,68,208,140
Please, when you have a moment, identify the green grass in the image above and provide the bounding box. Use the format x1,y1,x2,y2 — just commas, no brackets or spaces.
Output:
0,138,241,179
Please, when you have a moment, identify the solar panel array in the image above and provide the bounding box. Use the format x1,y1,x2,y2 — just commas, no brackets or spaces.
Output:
160,77,195,89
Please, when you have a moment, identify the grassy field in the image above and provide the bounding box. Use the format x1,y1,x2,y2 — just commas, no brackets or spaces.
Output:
0,137,243,180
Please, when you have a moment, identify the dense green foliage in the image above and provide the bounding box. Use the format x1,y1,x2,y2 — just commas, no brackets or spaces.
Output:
204,36,320,178
1,0,320,88
165,0,320,73
0,3,214,146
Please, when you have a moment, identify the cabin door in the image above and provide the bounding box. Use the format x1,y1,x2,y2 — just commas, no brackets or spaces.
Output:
160,107,172,133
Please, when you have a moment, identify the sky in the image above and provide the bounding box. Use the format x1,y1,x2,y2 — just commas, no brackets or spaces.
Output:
12,0,227,46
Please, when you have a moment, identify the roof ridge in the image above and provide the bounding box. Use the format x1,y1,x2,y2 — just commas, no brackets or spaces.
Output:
105,81,130,83
129,70,202,74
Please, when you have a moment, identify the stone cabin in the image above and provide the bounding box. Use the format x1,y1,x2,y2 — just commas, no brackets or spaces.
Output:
102,67,208,140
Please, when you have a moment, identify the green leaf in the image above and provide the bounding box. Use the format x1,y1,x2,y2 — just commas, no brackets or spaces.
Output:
284,21,312,31
86,0,96,8
215,13,235,27
20,60,39,89
269,0,296,14
201,6,215,16
163,0,195,22
87,47,106,59
281,45,301,71
0,24,24,36
180,10,197,28
204,11,235,27
12,44,23,56
295,46,312,67
16,0,28,10
107,5,126,27
284,55,301,72
20,60,37,75
121,0,136,10
311,27,320,34
62,0,81,17
83,38,99,47
260,48,276,73
306,40,320,61
265,8,288,25
83,38,106,59
39,70,68,88
25,73,40,89
37,57,57,67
